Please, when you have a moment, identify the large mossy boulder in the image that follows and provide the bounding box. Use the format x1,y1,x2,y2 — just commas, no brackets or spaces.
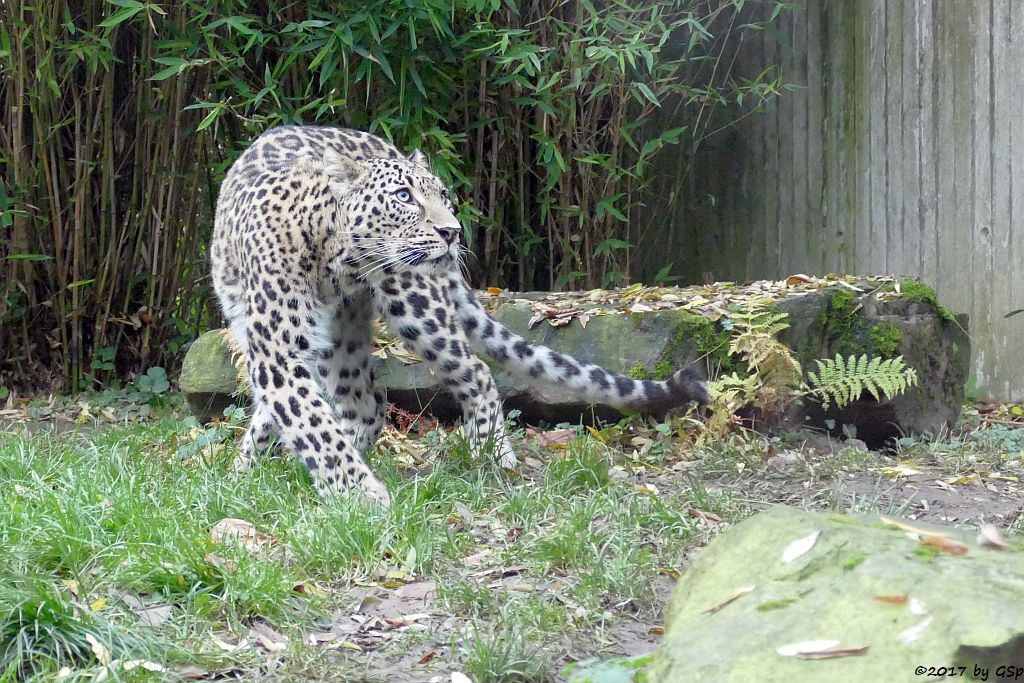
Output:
776,280,969,446
178,329,240,422
568,506,1024,683
179,276,968,442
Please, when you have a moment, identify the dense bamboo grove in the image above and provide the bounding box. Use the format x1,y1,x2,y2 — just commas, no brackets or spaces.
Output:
0,0,786,390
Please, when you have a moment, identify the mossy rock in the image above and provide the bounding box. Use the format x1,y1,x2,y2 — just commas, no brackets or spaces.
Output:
178,330,242,422
570,507,1024,683
179,280,967,438
776,279,969,446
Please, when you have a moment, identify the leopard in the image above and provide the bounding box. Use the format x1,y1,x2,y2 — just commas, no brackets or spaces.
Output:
210,125,709,507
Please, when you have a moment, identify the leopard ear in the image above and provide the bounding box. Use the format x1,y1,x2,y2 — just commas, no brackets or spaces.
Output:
408,148,430,168
323,148,367,194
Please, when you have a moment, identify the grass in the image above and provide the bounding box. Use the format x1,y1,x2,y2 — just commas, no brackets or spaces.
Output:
0,418,715,681
3,404,1021,680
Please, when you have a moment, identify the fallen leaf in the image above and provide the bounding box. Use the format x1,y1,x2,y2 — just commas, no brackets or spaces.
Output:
249,622,288,652
463,548,493,567
785,274,813,285
873,594,908,605
920,535,968,556
121,660,167,672
486,287,503,295
307,631,342,645
418,651,438,664
136,604,172,627
977,524,1011,550
356,592,385,613
777,640,841,657
704,586,754,614
396,581,437,603
89,598,107,612
453,502,474,525
688,508,723,523
204,552,238,574
909,598,928,616
209,518,277,550
534,428,576,448
878,464,921,478
796,644,869,660
900,616,933,644
781,530,821,564
507,581,535,593
402,546,418,574
211,635,250,652
86,633,112,666
648,626,665,635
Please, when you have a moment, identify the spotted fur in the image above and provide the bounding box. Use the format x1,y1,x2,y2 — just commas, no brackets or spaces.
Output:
211,125,708,506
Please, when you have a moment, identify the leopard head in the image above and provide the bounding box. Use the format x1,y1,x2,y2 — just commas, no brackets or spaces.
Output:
324,148,462,280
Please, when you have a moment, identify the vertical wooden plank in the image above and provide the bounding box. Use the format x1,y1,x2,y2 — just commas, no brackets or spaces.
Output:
854,0,873,275
745,29,767,282
790,7,809,275
935,2,956,303
971,0,994,389
775,9,793,276
831,1,856,274
901,0,921,281
867,0,888,275
885,0,904,273
918,0,938,282
983,0,1007,395
806,0,825,274
762,15,779,279
949,0,975,332
1008,0,1024,400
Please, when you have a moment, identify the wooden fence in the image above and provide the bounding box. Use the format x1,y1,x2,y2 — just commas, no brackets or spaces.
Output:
640,0,1024,400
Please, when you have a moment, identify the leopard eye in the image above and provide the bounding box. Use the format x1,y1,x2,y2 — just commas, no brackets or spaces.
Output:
395,189,413,203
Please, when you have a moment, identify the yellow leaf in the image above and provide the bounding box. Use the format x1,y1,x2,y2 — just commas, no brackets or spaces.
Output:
486,287,503,295
90,598,107,612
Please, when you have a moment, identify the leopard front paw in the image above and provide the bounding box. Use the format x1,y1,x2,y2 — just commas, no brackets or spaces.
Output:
357,475,392,509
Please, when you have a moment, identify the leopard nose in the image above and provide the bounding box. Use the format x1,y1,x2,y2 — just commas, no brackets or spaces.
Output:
436,225,462,244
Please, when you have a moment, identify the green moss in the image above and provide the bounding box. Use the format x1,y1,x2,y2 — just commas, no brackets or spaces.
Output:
627,364,655,380
654,357,674,381
868,323,902,358
659,311,739,376
756,598,797,612
900,279,955,322
817,288,868,357
842,554,867,571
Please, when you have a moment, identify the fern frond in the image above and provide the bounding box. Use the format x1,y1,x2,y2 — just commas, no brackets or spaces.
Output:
807,353,918,410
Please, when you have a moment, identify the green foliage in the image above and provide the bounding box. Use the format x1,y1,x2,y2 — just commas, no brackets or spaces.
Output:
868,322,903,357
132,367,170,396
807,354,919,410
899,279,955,322
0,0,791,391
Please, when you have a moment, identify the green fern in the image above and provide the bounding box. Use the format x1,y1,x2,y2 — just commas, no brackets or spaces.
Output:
806,354,919,410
